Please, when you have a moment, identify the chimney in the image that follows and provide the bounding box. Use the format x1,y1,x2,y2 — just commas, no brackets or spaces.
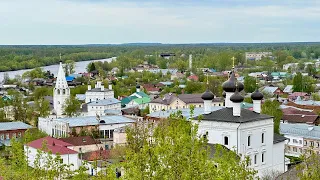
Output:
88,84,91,90
203,100,211,114
225,92,233,108
101,83,105,91
96,81,102,88
233,101,241,117
109,82,112,90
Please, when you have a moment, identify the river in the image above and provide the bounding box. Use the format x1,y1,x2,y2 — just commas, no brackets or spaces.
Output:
0,57,116,82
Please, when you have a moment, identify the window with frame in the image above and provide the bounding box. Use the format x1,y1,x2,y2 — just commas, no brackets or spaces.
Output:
248,136,251,146
299,140,302,144
311,141,314,147
224,136,229,146
254,154,257,164
12,133,16,138
304,140,307,146
261,133,264,144
5,133,9,140
293,139,298,143
262,152,265,163
293,147,297,152
0,134,4,140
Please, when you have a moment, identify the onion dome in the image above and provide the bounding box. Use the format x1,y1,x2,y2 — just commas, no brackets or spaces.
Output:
201,89,214,100
222,91,226,98
222,72,236,92
237,81,244,92
136,84,140,88
230,90,244,103
251,89,264,100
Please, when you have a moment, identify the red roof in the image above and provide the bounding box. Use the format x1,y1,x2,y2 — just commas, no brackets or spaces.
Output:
288,92,308,98
60,136,100,146
145,87,160,92
27,136,78,155
282,114,318,124
82,149,111,161
187,75,199,81
282,107,316,116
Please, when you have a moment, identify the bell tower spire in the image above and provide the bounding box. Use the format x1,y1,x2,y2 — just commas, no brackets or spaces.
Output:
53,56,70,116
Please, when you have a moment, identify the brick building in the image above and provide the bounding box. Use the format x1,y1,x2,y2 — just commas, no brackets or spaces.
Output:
0,121,33,146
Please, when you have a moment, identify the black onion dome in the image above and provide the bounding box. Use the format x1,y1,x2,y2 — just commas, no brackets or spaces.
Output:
222,72,236,92
230,90,244,103
251,89,264,100
237,81,244,92
136,84,140,88
222,91,226,98
201,89,214,100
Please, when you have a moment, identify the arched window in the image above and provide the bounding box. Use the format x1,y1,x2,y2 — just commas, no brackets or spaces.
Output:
248,136,251,146
63,89,66,95
57,89,60,95
224,136,229,145
261,133,264,144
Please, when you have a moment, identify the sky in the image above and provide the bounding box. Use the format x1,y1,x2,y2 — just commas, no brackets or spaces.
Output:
1,0,320,45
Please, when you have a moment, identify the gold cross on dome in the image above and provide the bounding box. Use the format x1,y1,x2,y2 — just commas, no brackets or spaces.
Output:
231,56,236,68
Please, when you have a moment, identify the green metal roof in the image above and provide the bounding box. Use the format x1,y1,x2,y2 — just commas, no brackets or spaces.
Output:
121,96,138,105
133,97,151,105
135,92,149,98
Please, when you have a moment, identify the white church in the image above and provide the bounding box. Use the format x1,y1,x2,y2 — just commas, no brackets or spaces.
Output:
195,71,287,177
52,61,121,117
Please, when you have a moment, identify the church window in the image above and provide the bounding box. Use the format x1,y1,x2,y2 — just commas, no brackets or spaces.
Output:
57,89,60,95
63,89,66,95
254,154,257,164
261,153,265,163
224,136,229,146
248,136,251,146
261,133,264,144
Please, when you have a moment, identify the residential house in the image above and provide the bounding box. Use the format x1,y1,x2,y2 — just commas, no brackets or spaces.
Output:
187,75,199,81
288,92,309,101
60,136,103,153
262,86,284,96
282,107,319,125
149,93,223,113
0,121,33,146
283,85,293,94
121,86,151,109
25,136,80,171
171,72,185,80
245,52,272,60
281,123,320,157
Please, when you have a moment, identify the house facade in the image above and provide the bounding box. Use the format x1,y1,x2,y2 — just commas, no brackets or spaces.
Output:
85,81,114,103
87,98,121,116
0,121,33,146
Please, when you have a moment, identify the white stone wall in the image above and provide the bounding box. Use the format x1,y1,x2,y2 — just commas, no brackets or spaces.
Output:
87,102,121,116
85,91,114,103
25,146,79,171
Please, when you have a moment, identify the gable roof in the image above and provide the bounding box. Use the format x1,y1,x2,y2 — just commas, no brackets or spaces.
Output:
0,121,32,131
132,97,151,104
280,123,320,140
27,136,78,155
135,92,149,98
178,94,223,104
283,85,293,93
82,150,111,161
59,136,100,146
150,93,177,105
262,86,279,94
282,114,318,124
121,96,138,105
194,108,272,123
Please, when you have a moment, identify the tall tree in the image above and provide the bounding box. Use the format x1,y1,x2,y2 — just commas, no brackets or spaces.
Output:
64,60,75,76
122,112,256,179
35,98,50,118
63,96,81,117
293,72,303,92
244,76,257,93
261,100,282,134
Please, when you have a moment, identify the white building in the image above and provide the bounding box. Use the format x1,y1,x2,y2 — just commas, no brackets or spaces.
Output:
53,61,70,116
87,98,121,116
25,136,80,171
245,52,272,60
194,72,287,177
85,81,114,103
38,115,134,139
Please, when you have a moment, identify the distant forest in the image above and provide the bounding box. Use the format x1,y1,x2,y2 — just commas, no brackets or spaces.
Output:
0,42,320,72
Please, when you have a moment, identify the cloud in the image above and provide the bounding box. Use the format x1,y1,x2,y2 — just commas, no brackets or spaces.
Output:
0,0,319,44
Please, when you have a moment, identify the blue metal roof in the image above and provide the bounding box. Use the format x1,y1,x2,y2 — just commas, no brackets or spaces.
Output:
65,76,75,82
87,98,120,106
280,123,320,140
0,121,33,131
76,94,86,101
56,115,134,127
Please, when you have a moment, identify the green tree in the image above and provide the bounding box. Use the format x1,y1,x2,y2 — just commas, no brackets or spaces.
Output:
63,96,81,117
122,112,256,179
306,64,316,76
244,76,257,93
64,60,75,76
35,97,50,118
87,62,96,72
261,100,282,134
293,72,303,92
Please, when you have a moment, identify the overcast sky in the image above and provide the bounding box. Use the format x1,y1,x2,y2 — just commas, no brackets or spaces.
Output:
1,0,320,45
